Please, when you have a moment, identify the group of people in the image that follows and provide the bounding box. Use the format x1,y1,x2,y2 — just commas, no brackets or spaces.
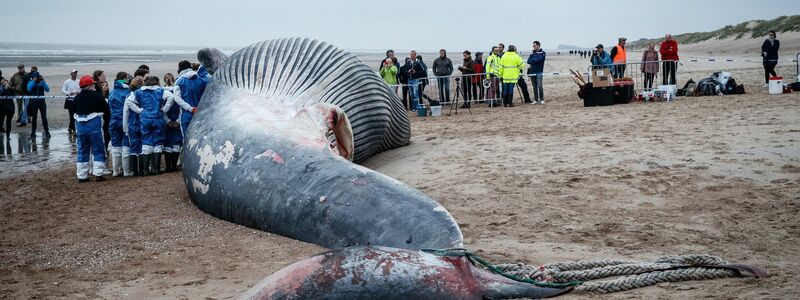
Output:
0,65,53,139
590,34,679,88
0,61,211,182
73,61,209,182
379,41,549,110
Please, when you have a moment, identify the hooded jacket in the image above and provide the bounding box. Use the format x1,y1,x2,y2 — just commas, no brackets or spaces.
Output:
108,80,130,121
174,69,210,113
641,49,659,74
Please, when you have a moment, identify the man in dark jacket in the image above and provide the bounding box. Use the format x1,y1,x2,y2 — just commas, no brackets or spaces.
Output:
527,41,547,104
457,50,475,108
398,58,411,110
10,65,27,126
407,50,426,110
761,31,780,86
73,75,108,182
432,49,453,103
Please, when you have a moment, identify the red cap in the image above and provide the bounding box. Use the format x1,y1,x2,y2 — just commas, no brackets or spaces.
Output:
79,75,95,88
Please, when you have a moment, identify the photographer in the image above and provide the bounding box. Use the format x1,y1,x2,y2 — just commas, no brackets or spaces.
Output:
26,71,51,138
407,50,426,110
590,44,612,68
457,50,475,108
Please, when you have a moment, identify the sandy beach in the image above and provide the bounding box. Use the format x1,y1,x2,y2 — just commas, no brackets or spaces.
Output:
1,39,799,299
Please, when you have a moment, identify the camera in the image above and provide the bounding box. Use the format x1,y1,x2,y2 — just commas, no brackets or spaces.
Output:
455,77,460,82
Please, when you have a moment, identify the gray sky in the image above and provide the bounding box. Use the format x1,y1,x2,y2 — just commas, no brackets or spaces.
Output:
3,0,798,51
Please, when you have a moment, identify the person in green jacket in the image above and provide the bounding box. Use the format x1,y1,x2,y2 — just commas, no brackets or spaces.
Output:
379,58,398,85
485,47,502,107
498,45,524,107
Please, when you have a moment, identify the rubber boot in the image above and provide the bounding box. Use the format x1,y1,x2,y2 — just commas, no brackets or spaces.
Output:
172,153,180,172
112,155,122,177
123,155,133,177
153,153,162,175
142,154,152,176
165,153,175,172
138,155,146,176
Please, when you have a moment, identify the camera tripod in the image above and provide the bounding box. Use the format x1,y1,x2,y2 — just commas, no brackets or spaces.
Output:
448,77,472,115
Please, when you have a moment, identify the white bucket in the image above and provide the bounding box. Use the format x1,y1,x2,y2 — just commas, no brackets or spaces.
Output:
430,105,442,117
769,76,783,95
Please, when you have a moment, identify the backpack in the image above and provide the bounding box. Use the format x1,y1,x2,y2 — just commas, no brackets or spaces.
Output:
697,78,721,96
722,77,737,95
679,79,695,96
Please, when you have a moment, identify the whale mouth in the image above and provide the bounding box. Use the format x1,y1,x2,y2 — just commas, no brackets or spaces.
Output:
297,103,354,161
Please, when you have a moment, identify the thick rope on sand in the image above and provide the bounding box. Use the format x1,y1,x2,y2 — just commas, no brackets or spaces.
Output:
495,254,747,294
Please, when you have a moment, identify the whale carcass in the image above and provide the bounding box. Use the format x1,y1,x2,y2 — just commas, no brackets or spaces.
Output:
182,37,463,250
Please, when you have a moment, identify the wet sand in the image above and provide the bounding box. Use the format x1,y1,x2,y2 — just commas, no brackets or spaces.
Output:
1,51,799,299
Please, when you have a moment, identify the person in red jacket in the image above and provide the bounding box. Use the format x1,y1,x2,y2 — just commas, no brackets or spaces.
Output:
659,34,679,85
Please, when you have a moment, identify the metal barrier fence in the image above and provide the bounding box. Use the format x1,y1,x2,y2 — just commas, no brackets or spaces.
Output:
387,71,586,113
586,60,682,94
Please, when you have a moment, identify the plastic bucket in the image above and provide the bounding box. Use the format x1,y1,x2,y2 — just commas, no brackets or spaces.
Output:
430,106,441,117
416,106,427,117
769,76,783,95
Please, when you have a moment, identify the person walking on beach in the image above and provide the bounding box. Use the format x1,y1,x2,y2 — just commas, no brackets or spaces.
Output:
527,41,546,104
610,37,627,79
498,45,524,107
433,49,453,104
0,79,15,138
641,42,660,90
26,70,51,138
10,65,27,126
761,30,780,86
659,34,679,85
62,70,80,135
73,75,107,182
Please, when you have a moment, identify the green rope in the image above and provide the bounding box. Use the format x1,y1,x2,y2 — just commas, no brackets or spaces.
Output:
422,248,583,289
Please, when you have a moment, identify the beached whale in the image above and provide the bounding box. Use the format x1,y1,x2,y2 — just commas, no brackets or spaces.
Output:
181,37,463,250
239,246,572,300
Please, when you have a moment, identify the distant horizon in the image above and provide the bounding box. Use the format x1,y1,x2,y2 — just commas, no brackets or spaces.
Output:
1,0,798,52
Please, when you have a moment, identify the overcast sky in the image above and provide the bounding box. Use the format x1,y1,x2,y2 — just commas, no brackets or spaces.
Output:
2,0,798,51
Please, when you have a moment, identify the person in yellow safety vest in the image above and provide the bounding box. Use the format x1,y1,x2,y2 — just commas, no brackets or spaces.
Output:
484,46,502,107
498,45,524,107
610,37,627,79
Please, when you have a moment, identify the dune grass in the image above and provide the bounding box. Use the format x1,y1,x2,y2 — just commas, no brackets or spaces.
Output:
629,15,800,49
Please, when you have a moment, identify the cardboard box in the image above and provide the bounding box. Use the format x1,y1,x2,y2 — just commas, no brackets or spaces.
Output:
591,67,613,87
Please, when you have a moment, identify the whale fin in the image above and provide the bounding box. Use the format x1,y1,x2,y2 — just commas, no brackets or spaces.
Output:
197,47,229,75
